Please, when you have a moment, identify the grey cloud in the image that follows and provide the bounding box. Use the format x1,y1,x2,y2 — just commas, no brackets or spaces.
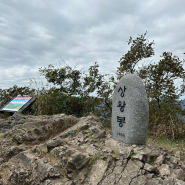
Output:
0,0,184,100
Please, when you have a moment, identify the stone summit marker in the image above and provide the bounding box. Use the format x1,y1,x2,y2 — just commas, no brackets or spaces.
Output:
111,74,149,145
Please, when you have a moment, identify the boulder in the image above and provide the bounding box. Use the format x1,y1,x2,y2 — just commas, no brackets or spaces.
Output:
0,114,184,184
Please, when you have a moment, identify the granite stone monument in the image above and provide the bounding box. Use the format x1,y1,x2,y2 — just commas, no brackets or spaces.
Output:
111,74,149,145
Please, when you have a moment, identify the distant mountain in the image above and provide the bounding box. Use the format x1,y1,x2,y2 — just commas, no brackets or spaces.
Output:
179,99,185,110
175,99,185,122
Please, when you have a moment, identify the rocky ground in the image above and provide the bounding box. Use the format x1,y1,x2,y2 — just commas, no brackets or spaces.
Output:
0,112,185,184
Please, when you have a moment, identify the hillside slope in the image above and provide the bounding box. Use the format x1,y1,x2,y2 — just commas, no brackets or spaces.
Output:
0,112,185,184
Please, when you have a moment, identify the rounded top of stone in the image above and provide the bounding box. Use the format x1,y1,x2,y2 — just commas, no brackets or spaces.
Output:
120,73,141,80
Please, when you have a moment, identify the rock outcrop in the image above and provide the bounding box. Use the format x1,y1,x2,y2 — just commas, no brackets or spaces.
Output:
0,112,185,184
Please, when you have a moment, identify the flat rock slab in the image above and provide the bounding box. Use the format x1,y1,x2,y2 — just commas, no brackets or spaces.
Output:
111,74,149,145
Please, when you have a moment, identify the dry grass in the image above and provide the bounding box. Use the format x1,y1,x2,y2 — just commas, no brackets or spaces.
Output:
147,130,185,161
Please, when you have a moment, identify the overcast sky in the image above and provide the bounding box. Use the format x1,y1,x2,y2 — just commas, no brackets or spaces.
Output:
0,0,185,99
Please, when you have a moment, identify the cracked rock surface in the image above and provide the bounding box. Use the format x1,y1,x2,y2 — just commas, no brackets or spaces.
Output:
0,112,185,184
